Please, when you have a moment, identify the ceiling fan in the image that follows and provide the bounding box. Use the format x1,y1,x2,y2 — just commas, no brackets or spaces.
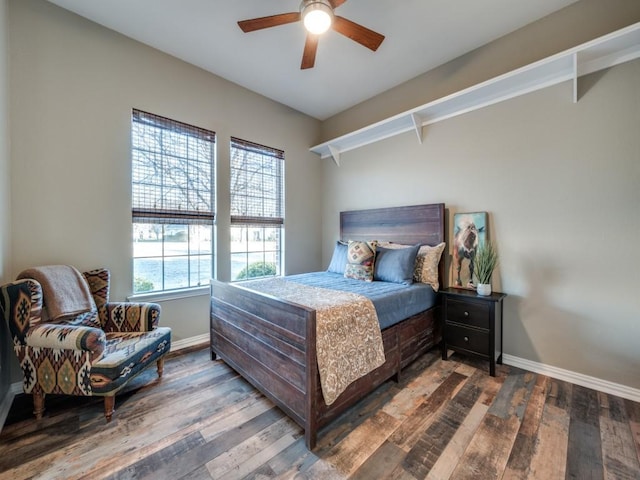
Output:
237,0,385,69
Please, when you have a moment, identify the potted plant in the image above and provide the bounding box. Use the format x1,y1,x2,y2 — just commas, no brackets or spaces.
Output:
473,241,499,295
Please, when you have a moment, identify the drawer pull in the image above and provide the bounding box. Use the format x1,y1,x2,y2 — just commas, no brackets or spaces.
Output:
464,336,469,342
464,311,469,317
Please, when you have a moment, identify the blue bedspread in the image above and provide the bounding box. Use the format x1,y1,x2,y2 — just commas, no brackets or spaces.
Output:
284,272,437,330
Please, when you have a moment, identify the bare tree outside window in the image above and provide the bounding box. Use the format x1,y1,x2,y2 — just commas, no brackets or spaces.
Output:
132,110,215,293
230,137,284,281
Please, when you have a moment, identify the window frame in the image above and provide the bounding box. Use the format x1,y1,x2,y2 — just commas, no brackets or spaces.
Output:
229,137,285,282
131,109,216,295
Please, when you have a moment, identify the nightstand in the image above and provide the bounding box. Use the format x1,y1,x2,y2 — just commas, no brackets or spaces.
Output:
440,287,506,376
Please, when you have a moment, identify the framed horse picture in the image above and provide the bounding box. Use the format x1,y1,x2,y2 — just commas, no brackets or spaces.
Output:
451,211,488,289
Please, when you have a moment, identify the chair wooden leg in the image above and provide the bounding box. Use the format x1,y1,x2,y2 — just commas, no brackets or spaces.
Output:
104,395,115,423
157,357,165,378
33,392,45,420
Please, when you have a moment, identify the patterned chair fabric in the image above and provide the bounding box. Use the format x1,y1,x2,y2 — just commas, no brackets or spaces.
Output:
0,268,171,421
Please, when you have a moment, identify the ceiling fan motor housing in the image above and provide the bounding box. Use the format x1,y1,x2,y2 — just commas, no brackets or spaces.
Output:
300,0,334,14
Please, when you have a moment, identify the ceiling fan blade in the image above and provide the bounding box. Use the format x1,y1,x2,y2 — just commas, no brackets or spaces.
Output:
301,34,319,69
332,16,385,51
238,12,301,33
329,0,347,8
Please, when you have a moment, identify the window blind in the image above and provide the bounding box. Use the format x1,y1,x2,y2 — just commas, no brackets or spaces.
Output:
132,109,216,225
230,137,284,226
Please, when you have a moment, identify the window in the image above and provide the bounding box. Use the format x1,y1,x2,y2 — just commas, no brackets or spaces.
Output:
131,109,215,294
230,137,284,281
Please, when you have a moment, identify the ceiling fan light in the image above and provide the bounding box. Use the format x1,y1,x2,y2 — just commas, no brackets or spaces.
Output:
302,1,333,35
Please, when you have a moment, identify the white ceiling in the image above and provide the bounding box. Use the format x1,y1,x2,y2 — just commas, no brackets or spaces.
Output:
46,0,579,120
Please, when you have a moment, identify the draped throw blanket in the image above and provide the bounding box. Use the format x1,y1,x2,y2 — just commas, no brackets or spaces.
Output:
17,265,96,321
243,278,385,405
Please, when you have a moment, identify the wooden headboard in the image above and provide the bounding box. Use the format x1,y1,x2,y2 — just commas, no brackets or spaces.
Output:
340,203,446,284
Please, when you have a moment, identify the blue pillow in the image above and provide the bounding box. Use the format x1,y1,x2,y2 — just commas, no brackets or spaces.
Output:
374,244,420,284
327,241,348,274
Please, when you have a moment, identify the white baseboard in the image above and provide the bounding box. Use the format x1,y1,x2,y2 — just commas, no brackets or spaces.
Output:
503,354,640,403
170,333,209,352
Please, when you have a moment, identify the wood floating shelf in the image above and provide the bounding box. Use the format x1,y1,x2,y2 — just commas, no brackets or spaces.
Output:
310,22,640,166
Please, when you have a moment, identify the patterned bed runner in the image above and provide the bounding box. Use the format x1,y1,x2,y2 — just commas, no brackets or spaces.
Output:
241,278,385,405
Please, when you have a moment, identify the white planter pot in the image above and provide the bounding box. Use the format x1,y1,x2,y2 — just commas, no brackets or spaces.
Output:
476,283,492,296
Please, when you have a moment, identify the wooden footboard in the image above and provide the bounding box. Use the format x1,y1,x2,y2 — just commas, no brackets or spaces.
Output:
210,279,441,449
209,279,316,438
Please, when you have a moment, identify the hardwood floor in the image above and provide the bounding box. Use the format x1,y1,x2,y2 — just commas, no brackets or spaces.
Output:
1,346,639,479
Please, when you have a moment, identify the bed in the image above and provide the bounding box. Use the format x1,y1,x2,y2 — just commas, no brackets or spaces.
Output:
209,203,445,449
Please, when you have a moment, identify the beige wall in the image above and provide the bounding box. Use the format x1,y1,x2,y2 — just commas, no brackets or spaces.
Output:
320,58,640,387
7,0,323,366
0,0,8,283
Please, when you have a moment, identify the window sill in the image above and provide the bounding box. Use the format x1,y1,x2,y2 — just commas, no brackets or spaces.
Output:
128,285,210,303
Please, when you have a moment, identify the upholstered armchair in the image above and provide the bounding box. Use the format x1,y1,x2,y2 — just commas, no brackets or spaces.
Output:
0,268,171,421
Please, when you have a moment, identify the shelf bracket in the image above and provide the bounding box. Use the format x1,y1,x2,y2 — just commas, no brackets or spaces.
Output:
411,113,424,144
572,52,579,103
328,145,340,166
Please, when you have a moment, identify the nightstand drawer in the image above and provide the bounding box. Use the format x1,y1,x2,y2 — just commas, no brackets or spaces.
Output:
446,298,490,329
445,323,490,356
